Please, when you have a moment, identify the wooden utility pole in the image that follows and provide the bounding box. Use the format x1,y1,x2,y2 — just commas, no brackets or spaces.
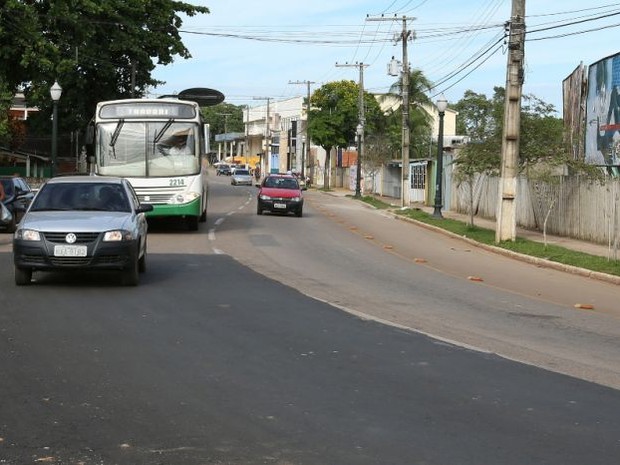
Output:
367,15,415,207
496,0,526,242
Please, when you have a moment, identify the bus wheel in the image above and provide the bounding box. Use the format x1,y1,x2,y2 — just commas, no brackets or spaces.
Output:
187,216,199,231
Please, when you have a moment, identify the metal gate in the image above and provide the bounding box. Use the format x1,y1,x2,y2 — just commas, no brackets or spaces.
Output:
409,161,427,203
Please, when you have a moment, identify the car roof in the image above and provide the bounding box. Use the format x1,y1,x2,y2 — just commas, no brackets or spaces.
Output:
46,175,124,185
265,174,296,179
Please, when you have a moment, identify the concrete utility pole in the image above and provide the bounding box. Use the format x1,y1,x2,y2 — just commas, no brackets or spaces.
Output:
336,62,368,197
217,112,232,162
289,80,315,181
496,0,526,242
253,97,271,174
367,15,415,207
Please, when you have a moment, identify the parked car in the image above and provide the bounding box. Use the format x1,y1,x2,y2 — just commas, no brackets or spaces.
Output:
12,175,153,286
231,169,253,186
0,176,35,233
256,174,305,217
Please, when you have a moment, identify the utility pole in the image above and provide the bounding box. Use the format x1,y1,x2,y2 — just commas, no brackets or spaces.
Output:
289,80,315,182
496,0,526,242
367,15,415,207
253,97,271,175
336,62,368,197
217,112,232,162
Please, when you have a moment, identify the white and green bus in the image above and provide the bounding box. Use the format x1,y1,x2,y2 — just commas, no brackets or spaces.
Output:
91,98,209,230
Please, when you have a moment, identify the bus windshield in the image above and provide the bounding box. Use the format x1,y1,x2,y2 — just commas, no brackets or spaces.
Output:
96,121,200,177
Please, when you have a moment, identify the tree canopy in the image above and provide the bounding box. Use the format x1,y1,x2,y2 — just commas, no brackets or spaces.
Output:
381,68,434,160
0,0,210,147
308,80,384,187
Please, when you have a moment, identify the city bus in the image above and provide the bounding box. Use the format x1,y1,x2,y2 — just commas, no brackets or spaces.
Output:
90,98,209,230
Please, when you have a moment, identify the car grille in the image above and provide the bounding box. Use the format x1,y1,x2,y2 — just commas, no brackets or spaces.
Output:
49,257,92,266
48,255,126,267
43,232,101,243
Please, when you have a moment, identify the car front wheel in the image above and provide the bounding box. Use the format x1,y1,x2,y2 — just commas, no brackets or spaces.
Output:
15,266,32,286
121,256,139,286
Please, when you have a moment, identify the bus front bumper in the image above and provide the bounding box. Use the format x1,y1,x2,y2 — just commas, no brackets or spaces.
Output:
146,197,202,218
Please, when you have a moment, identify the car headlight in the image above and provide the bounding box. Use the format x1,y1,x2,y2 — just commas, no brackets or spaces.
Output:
169,192,201,205
290,196,301,202
259,194,272,200
15,229,41,241
103,230,133,242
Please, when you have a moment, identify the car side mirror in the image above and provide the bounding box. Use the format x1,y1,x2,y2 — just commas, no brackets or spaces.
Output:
137,204,154,213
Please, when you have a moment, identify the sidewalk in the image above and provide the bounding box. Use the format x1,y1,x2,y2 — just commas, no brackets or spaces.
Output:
321,188,617,261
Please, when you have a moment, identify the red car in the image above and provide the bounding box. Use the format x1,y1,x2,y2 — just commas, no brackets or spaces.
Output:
256,174,305,217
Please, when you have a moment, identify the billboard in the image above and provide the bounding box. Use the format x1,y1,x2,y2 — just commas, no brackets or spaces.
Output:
585,52,620,167
562,63,586,161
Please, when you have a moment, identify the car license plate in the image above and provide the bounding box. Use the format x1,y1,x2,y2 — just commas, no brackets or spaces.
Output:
54,245,87,257
274,202,287,209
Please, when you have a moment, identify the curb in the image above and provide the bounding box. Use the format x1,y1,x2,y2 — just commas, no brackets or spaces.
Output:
391,212,620,286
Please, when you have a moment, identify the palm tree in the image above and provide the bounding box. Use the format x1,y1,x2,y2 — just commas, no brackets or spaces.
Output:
381,68,435,159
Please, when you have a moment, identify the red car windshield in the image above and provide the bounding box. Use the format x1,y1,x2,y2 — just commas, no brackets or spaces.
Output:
263,177,299,189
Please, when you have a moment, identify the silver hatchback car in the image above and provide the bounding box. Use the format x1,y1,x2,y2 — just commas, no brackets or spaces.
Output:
13,176,153,286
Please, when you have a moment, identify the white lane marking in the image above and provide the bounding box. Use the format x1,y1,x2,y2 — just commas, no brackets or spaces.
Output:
213,248,225,255
215,217,225,226
208,229,216,241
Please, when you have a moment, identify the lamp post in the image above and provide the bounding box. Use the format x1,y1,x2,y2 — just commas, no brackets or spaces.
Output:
432,93,448,218
355,123,364,198
301,135,306,179
50,81,62,177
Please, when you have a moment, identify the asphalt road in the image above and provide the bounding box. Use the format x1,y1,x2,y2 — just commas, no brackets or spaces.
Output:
1,173,619,464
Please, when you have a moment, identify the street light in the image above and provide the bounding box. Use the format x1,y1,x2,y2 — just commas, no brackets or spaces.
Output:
301,135,306,179
355,123,364,198
50,81,62,177
432,93,448,218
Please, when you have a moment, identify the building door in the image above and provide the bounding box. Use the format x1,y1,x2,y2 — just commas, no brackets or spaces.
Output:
409,161,427,203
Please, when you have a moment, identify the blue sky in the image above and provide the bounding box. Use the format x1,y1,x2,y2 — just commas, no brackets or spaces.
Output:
151,1,620,114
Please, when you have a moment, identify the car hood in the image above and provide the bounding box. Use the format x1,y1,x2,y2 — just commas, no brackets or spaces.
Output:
259,187,302,198
21,211,134,232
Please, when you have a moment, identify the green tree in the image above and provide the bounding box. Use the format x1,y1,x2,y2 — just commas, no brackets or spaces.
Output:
1,0,209,149
381,68,434,160
201,103,245,150
309,80,383,189
452,87,600,227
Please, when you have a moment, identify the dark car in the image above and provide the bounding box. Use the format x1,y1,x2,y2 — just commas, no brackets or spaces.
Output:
216,164,231,176
256,174,305,217
0,176,35,232
13,175,153,286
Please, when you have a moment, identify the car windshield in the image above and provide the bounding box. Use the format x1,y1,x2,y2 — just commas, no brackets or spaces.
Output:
30,182,130,212
235,170,250,175
263,177,299,189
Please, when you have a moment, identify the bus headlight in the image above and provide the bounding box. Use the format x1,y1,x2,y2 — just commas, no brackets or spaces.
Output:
169,192,200,205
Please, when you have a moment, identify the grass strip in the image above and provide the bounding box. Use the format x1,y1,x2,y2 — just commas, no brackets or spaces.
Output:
359,197,620,277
